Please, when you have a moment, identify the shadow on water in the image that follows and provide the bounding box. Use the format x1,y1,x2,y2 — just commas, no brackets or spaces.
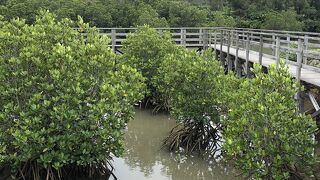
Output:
111,109,240,180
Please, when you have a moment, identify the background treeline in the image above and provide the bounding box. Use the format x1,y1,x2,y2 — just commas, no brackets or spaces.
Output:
1,0,320,32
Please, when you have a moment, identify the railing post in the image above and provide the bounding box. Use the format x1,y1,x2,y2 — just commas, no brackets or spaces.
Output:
259,34,263,65
296,39,303,83
275,36,281,67
208,28,212,47
227,31,232,72
214,30,217,50
297,39,304,112
181,28,186,46
220,30,225,68
214,30,218,60
111,29,116,52
203,29,208,49
242,31,245,48
230,30,234,46
245,33,250,76
272,34,276,56
303,35,309,64
158,29,163,36
235,32,240,77
286,35,290,61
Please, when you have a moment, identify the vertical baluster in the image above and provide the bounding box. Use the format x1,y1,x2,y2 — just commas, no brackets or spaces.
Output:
111,29,116,52
227,31,232,72
296,39,304,112
272,33,276,56
259,34,263,65
245,33,250,76
220,30,224,66
296,39,303,83
286,35,290,61
275,36,281,67
303,35,309,64
214,30,218,60
235,32,241,76
181,28,186,46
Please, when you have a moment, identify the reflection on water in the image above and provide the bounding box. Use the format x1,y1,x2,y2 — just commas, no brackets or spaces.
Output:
112,109,240,180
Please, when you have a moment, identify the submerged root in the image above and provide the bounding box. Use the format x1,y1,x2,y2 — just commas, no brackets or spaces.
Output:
138,95,170,114
163,121,222,155
6,160,116,180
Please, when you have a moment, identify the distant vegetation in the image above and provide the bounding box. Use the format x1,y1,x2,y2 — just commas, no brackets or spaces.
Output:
1,0,320,31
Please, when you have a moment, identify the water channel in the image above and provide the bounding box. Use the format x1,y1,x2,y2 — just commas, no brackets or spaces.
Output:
111,109,240,180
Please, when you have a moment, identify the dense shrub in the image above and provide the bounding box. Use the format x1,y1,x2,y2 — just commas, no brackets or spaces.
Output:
155,49,227,153
223,62,317,179
0,11,145,179
261,9,304,31
121,26,176,110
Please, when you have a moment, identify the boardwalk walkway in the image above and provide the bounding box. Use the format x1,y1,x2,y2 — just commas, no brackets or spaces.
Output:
214,44,320,87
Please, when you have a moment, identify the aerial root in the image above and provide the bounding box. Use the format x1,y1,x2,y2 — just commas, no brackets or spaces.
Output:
163,121,222,154
9,160,116,180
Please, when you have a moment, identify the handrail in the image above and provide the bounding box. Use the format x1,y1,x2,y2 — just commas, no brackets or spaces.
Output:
85,27,320,78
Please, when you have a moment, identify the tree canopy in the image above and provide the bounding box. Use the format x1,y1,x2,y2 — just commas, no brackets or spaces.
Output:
1,0,318,31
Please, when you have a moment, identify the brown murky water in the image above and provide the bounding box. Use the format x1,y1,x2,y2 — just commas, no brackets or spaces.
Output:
111,109,240,180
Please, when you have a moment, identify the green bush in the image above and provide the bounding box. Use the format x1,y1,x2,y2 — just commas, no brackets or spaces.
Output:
156,49,227,153
307,48,320,68
223,62,317,179
121,26,176,111
261,9,304,31
0,11,145,179
280,42,298,62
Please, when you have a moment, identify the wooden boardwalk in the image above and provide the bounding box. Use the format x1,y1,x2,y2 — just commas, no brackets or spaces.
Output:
213,44,320,87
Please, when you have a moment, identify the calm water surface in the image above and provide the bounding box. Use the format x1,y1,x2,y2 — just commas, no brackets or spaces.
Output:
111,109,240,180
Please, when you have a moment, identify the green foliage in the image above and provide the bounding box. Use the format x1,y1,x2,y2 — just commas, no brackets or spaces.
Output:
159,1,209,27
1,0,320,31
134,3,169,27
157,49,227,152
0,11,145,178
156,49,224,123
207,10,236,27
223,62,317,179
308,48,320,68
261,9,304,31
122,26,176,110
280,42,298,61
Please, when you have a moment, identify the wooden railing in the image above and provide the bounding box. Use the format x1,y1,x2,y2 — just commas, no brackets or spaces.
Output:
212,28,320,81
95,27,211,51
95,27,320,76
